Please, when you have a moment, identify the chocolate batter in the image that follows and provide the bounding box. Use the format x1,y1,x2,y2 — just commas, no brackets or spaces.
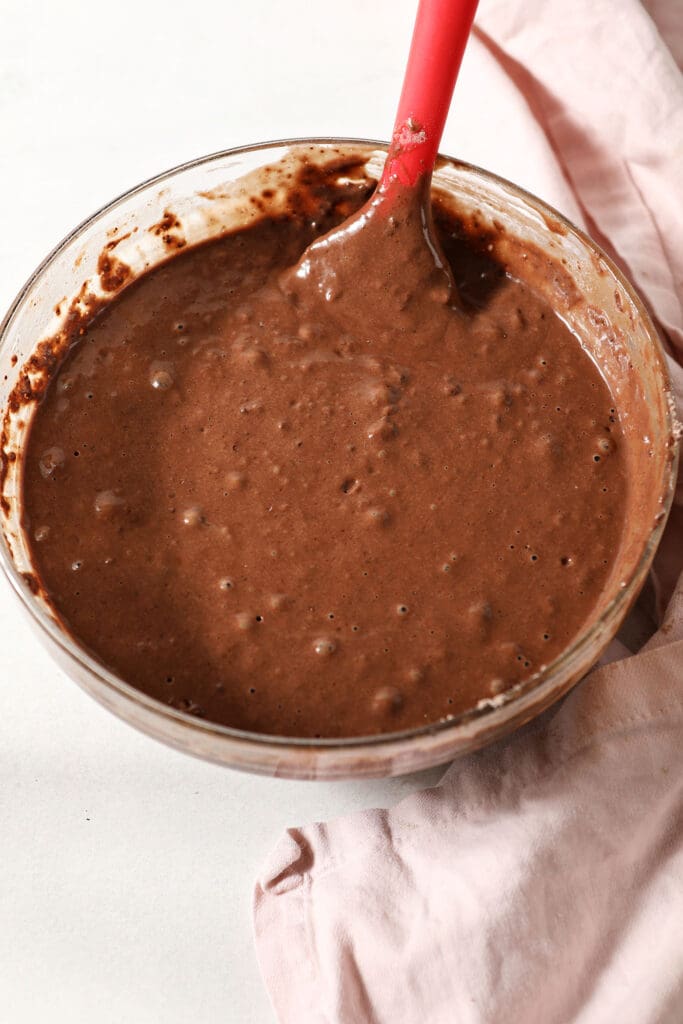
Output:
20,160,627,737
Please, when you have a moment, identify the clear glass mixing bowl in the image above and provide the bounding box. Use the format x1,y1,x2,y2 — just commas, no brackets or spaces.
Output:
0,140,678,778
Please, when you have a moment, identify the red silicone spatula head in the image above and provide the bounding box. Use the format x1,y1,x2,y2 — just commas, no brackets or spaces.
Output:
284,0,480,321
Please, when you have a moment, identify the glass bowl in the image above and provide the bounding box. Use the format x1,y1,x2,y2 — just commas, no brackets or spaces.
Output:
0,139,678,779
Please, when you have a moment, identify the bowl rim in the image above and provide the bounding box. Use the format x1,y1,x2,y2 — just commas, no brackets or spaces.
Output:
0,136,679,754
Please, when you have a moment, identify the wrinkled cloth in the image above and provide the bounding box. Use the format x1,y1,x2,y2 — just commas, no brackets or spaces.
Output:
253,2,683,1021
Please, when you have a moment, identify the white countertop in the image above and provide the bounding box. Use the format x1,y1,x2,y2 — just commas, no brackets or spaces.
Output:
0,3,579,1019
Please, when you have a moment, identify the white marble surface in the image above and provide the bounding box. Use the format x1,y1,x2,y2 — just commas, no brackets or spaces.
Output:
0,3,577,1020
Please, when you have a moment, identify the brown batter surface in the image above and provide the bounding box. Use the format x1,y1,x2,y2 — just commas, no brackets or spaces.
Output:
21,163,627,737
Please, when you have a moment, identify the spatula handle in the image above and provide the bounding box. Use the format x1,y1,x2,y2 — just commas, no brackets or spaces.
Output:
380,0,479,194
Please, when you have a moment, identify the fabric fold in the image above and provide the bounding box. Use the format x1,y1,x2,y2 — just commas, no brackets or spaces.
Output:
255,641,683,1023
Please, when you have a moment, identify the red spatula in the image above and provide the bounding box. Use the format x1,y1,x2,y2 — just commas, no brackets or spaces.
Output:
380,0,479,199
290,0,480,312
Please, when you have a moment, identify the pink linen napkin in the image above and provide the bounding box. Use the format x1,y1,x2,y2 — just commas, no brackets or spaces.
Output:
253,2,683,1020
